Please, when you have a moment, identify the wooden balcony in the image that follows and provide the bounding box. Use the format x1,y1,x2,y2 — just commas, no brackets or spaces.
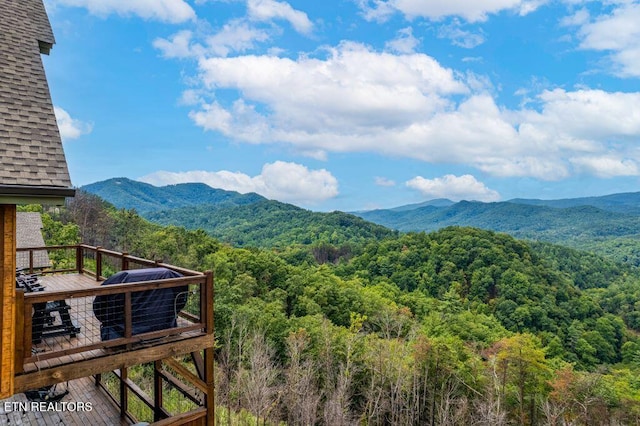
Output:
11,245,215,425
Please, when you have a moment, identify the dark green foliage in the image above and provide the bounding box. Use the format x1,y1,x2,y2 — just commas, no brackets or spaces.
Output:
42,194,640,422
355,197,640,265
146,200,396,249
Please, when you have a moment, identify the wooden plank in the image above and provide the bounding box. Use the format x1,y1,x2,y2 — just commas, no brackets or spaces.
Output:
0,204,16,399
25,275,205,302
191,351,205,381
157,368,202,405
23,325,205,364
14,333,214,392
163,357,209,394
151,407,207,426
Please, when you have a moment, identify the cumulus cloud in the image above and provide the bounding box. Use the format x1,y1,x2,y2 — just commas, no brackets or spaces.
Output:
357,0,547,23
570,156,639,178
153,30,199,59
139,161,338,204
53,0,196,23
406,174,500,202
572,2,640,77
247,0,313,34
154,21,271,59
385,27,420,54
192,41,467,138
182,36,640,181
54,107,93,141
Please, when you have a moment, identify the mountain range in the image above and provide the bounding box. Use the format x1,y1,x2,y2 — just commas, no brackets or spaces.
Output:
82,178,640,264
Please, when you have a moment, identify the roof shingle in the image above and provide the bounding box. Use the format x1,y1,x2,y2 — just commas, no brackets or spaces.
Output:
0,0,72,190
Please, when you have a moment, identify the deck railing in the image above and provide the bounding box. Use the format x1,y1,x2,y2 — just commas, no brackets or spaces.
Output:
14,245,214,373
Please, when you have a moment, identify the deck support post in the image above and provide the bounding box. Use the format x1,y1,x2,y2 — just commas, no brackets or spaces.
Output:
0,205,16,399
120,366,128,419
154,360,163,422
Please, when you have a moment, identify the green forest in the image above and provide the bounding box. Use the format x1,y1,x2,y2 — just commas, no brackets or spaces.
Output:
26,191,640,425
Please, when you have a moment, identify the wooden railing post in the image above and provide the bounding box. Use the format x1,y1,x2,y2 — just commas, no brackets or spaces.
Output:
122,253,129,271
96,247,102,281
76,245,83,274
28,250,34,274
120,367,128,419
154,360,163,422
22,297,32,363
124,291,132,350
205,271,214,335
14,289,25,374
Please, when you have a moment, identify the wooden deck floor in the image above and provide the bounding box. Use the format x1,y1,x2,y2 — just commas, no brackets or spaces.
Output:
39,273,102,291
24,274,105,373
0,376,130,426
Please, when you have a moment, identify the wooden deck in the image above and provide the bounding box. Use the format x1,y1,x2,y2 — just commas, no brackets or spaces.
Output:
23,274,105,373
0,376,130,425
39,273,102,291
21,273,202,374
11,246,215,425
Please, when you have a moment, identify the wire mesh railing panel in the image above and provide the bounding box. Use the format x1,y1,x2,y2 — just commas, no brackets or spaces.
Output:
22,277,205,365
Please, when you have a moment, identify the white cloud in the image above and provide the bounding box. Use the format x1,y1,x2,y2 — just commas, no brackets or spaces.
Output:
437,21,485,48
357,0,547,23
194,41,467,135
570,156,639,178
180,41,640,181
153,30,200,59
54,0,196,23
154,20,272,59
206,20,271,56
375,177,396,187
406,174,500,202
139,161,338,204
54,107,93,141
385,27,420,54
247,0,313,34
574,3,640,77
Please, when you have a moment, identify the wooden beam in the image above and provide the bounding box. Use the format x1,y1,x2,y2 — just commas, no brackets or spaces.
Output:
204,347,215,426
163,357,209,394
154,360,164,422
14,334,214,393
157,368,202,405
0,205,16,399
191,351,205,381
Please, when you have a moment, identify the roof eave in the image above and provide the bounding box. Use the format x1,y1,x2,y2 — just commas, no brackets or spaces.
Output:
0,185,75,205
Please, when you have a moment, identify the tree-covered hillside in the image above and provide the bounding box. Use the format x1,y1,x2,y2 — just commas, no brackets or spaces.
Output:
357,201,640,265
83,177,264,214
30,194,640,424
146,199,397,248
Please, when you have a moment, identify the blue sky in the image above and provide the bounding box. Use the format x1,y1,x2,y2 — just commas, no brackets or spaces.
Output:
44,0,640,211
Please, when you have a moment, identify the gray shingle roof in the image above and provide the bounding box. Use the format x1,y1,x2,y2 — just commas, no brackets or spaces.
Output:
16,212,51,269
0,0,72,190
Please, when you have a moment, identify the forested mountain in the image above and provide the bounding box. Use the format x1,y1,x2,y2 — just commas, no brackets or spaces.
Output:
356,199,640,265
510,191,640,214
29,194,640,424
84,179,640,265
146,199,396,247
83,177,264,214
83,179,395,248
